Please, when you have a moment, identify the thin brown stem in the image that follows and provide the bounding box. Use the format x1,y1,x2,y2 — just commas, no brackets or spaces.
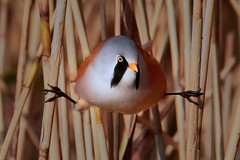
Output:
39,0,67,159
0,0,9,144
65,1,85,159
165,0,185,159
186,0,202,158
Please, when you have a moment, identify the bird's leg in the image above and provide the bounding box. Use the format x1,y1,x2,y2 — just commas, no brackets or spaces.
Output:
42,83,77,104
165,89,204,106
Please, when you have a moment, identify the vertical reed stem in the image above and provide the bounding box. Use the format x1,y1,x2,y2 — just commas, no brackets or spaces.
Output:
70,0,94,159
225,85,240,159
17,2,40,159
11,0,32,158
211,40,223,160
39,0,67,159
0,0,9,144
186,0,202,158
165,0,185,159
198,0,215,154
57,55,70,160
65,1,85,159
0,88,30,160
38,0,51,57
49,108,61,160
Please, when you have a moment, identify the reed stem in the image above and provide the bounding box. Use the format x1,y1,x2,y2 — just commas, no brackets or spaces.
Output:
39,0,67,159
165,0,185,159
186,1,202,157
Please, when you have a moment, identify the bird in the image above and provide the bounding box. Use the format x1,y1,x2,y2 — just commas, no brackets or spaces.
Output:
43,36,203,114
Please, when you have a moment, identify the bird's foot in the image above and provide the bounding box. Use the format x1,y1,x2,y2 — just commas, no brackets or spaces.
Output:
42,83,77,104
165,89,204,106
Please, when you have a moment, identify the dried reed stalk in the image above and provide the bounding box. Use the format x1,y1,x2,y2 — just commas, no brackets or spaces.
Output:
229,0,240,17
50,4,66,159
82,109,94,160
15,0,33,100
180,0,191,112
15,69,32,157
0,0,9,144
201,0,214,96
39,0,67,159
71,110,86,160
149,0,163,38
151,106,166,160
186,1,202,158
70,0,94,159
134,0,150,42
91,107,109,160
0,1,54,159
0,31,43,159
10,1,32,157
120,115,136,160
224,73,240,159
35,3,55,83
7,0,32,158
57,56,70,160
154,28,169,63
211,39,223,160
113,112,119,160
21,116,40,148
199,67,213,159
150,2,168,62
186,20,202,160
90,107,101,158
10,1,33,155
38,0,51,57
70,0,90,59
65,1,85,159
198,0,215,153
94,107,109,160
158,97,175,121
0,88,30,160
199,0,215,109
115,0,121,36
100,0,107,40
17,2,41,159
165,0,185,159
222,33,234,151
49,108,61,160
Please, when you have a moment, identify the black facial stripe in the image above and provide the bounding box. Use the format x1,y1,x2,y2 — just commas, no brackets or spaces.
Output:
111,56,128,88
135,64,140,90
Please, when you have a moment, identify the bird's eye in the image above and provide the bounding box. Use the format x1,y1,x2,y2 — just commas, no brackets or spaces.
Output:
117,56,124,62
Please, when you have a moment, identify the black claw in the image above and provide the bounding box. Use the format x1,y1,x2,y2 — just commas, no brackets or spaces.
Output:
42,83,77,104
45,96,58,103
42,89,57,94
186,97,199,106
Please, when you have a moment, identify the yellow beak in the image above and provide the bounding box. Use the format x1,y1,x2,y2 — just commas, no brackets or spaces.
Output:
128,63,138,72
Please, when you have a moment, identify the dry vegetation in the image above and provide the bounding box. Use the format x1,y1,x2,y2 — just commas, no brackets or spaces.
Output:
0,0,239,160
